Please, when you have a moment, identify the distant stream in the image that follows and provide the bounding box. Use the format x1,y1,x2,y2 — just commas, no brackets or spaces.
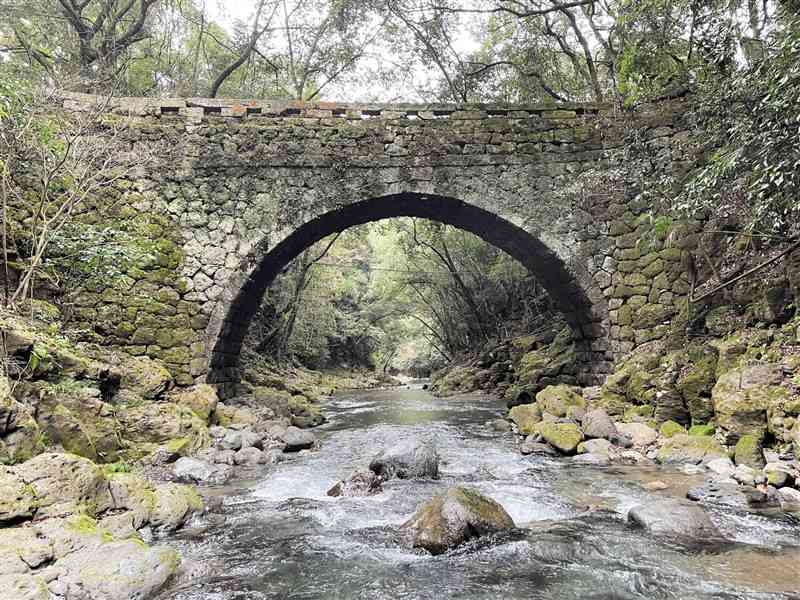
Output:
158,384,800,600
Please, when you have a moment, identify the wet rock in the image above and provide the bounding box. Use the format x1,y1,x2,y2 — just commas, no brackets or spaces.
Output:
280,426,317,452
581,409,617,440
777,487,800,511
615,422,658,447
240,430,263,449
209,425,226,439
764,463,795,488
234,447,266,465
520,438,557,456
705,457,736,478
402,486,514,555
196,447,236,466
628,499,721,538
369,439,439,480
656,434,727,465
686,481,748,508
572,453,609,466
327,471,382,497
539,422,583,455
577,438,613,455
643,480,669,491
487,419,512,432
221,430,243,451
508,404,542,434
173,457,233,485
742,485,781,507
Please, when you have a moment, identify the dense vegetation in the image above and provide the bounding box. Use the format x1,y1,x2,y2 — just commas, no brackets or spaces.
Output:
243,219,550,375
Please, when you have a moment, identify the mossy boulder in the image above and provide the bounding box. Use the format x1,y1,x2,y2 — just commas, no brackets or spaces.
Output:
117,402,209,456
402,486,514,555
118,356,173,400
535,385,584,418
108,473,203,531
656,434,727,465
170,384,218,422
539,422,583,454
734,434,765,469
32,382,123,463
508,404,542,435
15,452,113,520
252,387,293,417
659,420,686,438
288,395,325,428
711,364,789,443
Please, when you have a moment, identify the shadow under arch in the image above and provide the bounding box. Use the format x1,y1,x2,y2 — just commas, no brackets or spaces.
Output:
208,193,604,387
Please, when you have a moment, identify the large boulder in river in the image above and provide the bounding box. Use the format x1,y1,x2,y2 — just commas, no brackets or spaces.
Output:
628,499,721,539
280,426,317,452
327,471,382,497
535,385,584,418
711,364,788,443
539,422,583,455
369,439,439,480
508,404,541,434
402,486,514,555
581,409,618,440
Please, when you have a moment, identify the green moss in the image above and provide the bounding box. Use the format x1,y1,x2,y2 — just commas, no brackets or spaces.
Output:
659,420,686,438
535,384,584,417
539,422,583,454
623,404,654,421
508,404,542,434
688,423,715,437
734,434,765,468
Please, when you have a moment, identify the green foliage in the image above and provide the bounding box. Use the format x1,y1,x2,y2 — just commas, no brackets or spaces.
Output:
678,15,800,235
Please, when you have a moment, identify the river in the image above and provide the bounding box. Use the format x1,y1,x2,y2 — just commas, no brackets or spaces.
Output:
158,384,800,600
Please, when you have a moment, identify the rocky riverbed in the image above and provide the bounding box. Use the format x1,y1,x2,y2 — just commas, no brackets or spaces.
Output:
150,385,800,599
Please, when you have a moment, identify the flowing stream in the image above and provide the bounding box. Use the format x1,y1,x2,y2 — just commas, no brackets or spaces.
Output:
159,384,800,600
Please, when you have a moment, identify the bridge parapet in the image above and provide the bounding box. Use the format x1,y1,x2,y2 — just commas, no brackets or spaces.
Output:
61,91,614,122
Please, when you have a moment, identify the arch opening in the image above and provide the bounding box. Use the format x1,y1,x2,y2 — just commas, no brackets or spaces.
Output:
207,193,606,388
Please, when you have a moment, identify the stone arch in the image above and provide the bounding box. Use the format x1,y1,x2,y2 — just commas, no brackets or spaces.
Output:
207,192,608,389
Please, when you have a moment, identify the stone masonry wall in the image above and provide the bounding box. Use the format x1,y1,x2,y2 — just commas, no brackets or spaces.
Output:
49,93,702,387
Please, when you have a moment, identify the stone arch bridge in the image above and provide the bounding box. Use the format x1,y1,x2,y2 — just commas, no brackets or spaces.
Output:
60,93,700,392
